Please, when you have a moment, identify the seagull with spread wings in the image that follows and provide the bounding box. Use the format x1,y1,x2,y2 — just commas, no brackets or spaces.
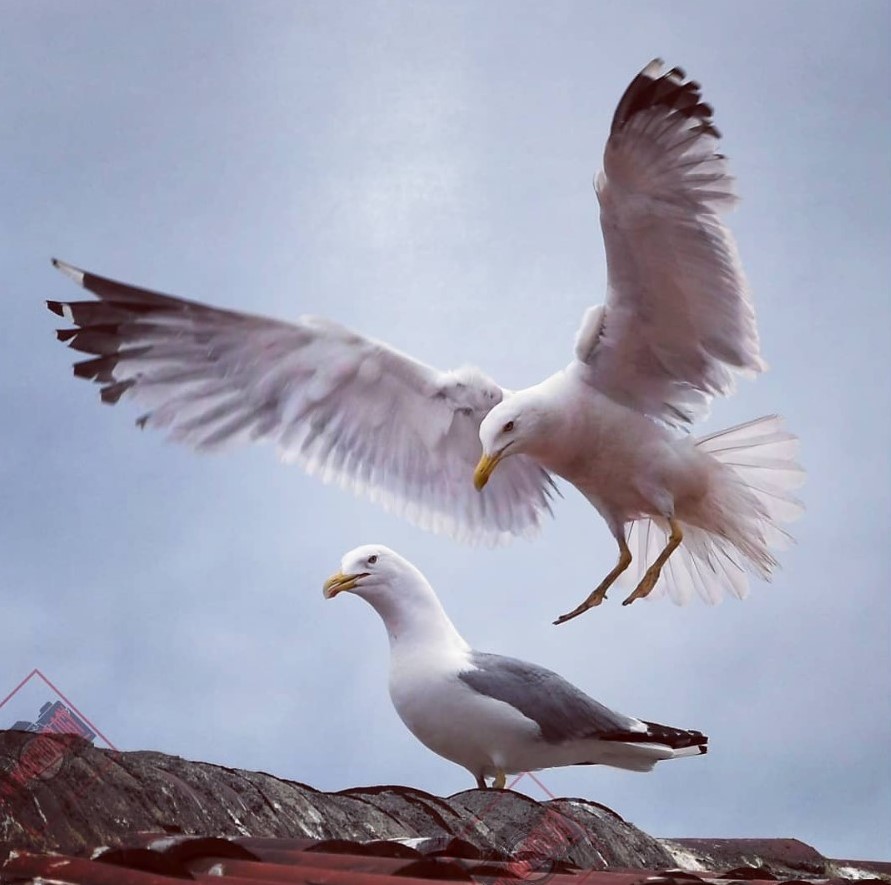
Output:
47,60,803,622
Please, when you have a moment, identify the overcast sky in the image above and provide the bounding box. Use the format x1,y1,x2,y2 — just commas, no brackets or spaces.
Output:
1,0,889,861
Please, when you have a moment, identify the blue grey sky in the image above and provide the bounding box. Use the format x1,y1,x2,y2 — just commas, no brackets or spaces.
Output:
2,0,889,860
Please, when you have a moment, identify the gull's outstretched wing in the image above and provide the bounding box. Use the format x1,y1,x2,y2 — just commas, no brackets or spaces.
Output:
48,260,556,544
576,60,764,426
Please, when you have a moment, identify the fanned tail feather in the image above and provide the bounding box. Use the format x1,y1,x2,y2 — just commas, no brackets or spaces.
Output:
625,415,804,604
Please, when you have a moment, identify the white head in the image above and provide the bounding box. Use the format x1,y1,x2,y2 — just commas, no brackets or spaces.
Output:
322,545,465,648
474,391,550,490
323,544,419,603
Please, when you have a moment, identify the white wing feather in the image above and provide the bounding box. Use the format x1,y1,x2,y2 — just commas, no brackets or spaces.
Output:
48,261,556,544
578,60,765,426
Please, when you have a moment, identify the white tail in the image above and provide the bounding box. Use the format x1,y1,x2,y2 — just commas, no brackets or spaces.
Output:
625,415,804,604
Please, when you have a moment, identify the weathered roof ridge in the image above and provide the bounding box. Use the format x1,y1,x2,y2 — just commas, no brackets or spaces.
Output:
2,729,888,883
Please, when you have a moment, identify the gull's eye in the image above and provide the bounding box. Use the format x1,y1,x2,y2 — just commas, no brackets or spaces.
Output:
502,420,514,433
367,554,378,565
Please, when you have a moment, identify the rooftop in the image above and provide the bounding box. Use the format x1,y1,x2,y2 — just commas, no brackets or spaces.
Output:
2,730,887,885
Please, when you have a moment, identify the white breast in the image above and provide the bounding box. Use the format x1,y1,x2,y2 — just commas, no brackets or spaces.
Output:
546,368,719,529
388,646,542,776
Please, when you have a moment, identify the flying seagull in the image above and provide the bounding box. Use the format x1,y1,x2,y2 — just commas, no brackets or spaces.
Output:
47,60,803,621
323,545,708,788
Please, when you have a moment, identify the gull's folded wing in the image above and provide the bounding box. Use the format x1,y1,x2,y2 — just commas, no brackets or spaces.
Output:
48,260,555,544
460,652,707,752
577,60,765,426
459,652,643,743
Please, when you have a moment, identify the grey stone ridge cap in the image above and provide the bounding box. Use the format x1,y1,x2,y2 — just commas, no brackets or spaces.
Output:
660,839,891,883
1,729,887,881
0,730,671,869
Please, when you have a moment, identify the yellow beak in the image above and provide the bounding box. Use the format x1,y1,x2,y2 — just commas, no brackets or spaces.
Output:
322,571,364,599
473,451,503,491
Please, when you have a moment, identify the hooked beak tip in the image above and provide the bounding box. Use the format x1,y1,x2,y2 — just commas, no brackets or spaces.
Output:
323,571,368,599
323,572,348,599
473,452,501,491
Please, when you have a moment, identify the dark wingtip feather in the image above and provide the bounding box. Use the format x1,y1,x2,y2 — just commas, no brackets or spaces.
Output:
638,720,709,751
47,300,66,317
100,379,136,405
73,354,111,381
611,60,720,139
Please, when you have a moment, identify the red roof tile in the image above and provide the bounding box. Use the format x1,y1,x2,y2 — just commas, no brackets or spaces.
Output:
4,836,889,885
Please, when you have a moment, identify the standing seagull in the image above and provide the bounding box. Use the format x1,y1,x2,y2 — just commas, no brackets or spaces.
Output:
47,60,802,620
323,545,708,789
